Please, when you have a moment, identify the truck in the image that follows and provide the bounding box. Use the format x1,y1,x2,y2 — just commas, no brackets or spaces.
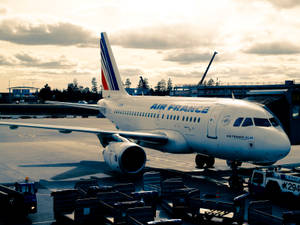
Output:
14,179,38,213
0,177,38,216
249,168,300,200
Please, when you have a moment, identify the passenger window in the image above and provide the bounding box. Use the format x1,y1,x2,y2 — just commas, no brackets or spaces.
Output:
233,117,243,127
242,117,253,127
269,117,279,127
254,118,271,127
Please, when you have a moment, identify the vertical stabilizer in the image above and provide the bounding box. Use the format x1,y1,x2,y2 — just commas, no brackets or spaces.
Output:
100,32,128,98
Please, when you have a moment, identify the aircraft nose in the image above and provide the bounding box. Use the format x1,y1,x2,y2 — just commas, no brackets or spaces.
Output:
254,129,291,163
267,130,291,161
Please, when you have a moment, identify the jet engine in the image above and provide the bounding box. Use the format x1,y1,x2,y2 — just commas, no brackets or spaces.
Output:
102,140,146,174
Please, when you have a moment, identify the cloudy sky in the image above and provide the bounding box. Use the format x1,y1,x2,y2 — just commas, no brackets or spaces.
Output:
0,0,300,92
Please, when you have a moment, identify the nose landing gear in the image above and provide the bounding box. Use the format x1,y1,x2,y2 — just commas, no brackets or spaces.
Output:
227,160,244,191
195,154,215,168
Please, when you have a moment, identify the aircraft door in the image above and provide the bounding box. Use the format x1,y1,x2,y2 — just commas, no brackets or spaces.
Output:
207,105,223,139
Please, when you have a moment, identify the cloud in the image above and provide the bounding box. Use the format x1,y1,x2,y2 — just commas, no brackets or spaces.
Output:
0,19,97,47
0,52,76,69
111,24,216,50
164,69,204,79
244,41,300,55
164,51,212,65
0,54,16,65
0,8,7,15
120,67,144,78
263,0,300,8
163,49,223,65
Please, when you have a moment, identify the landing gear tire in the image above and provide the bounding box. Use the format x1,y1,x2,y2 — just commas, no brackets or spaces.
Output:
228,175,244,192
195,154,215,168
226,160,242,169
195,154,205,168
206,157,215,168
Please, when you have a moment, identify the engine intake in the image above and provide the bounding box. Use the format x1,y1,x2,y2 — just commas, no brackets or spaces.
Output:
120,146,146,173
102,140,146,174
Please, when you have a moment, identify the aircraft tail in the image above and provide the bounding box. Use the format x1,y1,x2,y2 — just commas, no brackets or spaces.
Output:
100,32,128,98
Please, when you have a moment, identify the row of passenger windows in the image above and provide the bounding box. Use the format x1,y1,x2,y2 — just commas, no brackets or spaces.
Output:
113,110,201,123
233,117,279,127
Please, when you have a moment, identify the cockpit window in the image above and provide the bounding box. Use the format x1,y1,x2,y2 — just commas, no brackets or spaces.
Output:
254,118,271,127
269,117,279,127
233,117,243,127
242,117,253,127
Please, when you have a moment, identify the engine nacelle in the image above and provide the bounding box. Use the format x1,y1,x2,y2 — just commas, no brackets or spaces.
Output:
102,140,146,174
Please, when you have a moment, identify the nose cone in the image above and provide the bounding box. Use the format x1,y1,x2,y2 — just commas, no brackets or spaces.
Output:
262,129,291,162
271,131,291,160
254,129,291,163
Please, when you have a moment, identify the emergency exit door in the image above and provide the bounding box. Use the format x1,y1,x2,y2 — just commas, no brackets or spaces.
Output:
207,106,223,139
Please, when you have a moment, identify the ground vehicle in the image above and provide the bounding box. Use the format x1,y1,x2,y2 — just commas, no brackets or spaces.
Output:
249,168,300,199
14,178,38,214
0,178,38,216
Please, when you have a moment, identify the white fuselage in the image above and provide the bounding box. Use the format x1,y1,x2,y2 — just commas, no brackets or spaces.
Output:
98,95,291,165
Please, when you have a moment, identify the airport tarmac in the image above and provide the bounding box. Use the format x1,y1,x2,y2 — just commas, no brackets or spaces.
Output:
0,117,299,224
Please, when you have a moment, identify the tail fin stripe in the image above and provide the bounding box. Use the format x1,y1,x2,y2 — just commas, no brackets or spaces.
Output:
100,36,119,90
101,42,119,90
101,69,109,90
101,51,114,90
100,43,114,90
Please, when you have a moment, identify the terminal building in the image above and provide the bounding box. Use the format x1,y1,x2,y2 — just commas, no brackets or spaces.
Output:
171,80,300,145
0,86,39,103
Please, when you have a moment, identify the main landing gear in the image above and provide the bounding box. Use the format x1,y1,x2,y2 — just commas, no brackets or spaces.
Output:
227,160,244,191
195,154,215,168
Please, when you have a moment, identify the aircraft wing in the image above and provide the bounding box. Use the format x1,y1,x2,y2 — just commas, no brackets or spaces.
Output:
0,121,168,144
45,101,102,111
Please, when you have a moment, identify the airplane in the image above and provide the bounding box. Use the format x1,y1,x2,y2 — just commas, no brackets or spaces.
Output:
0,32,291,187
